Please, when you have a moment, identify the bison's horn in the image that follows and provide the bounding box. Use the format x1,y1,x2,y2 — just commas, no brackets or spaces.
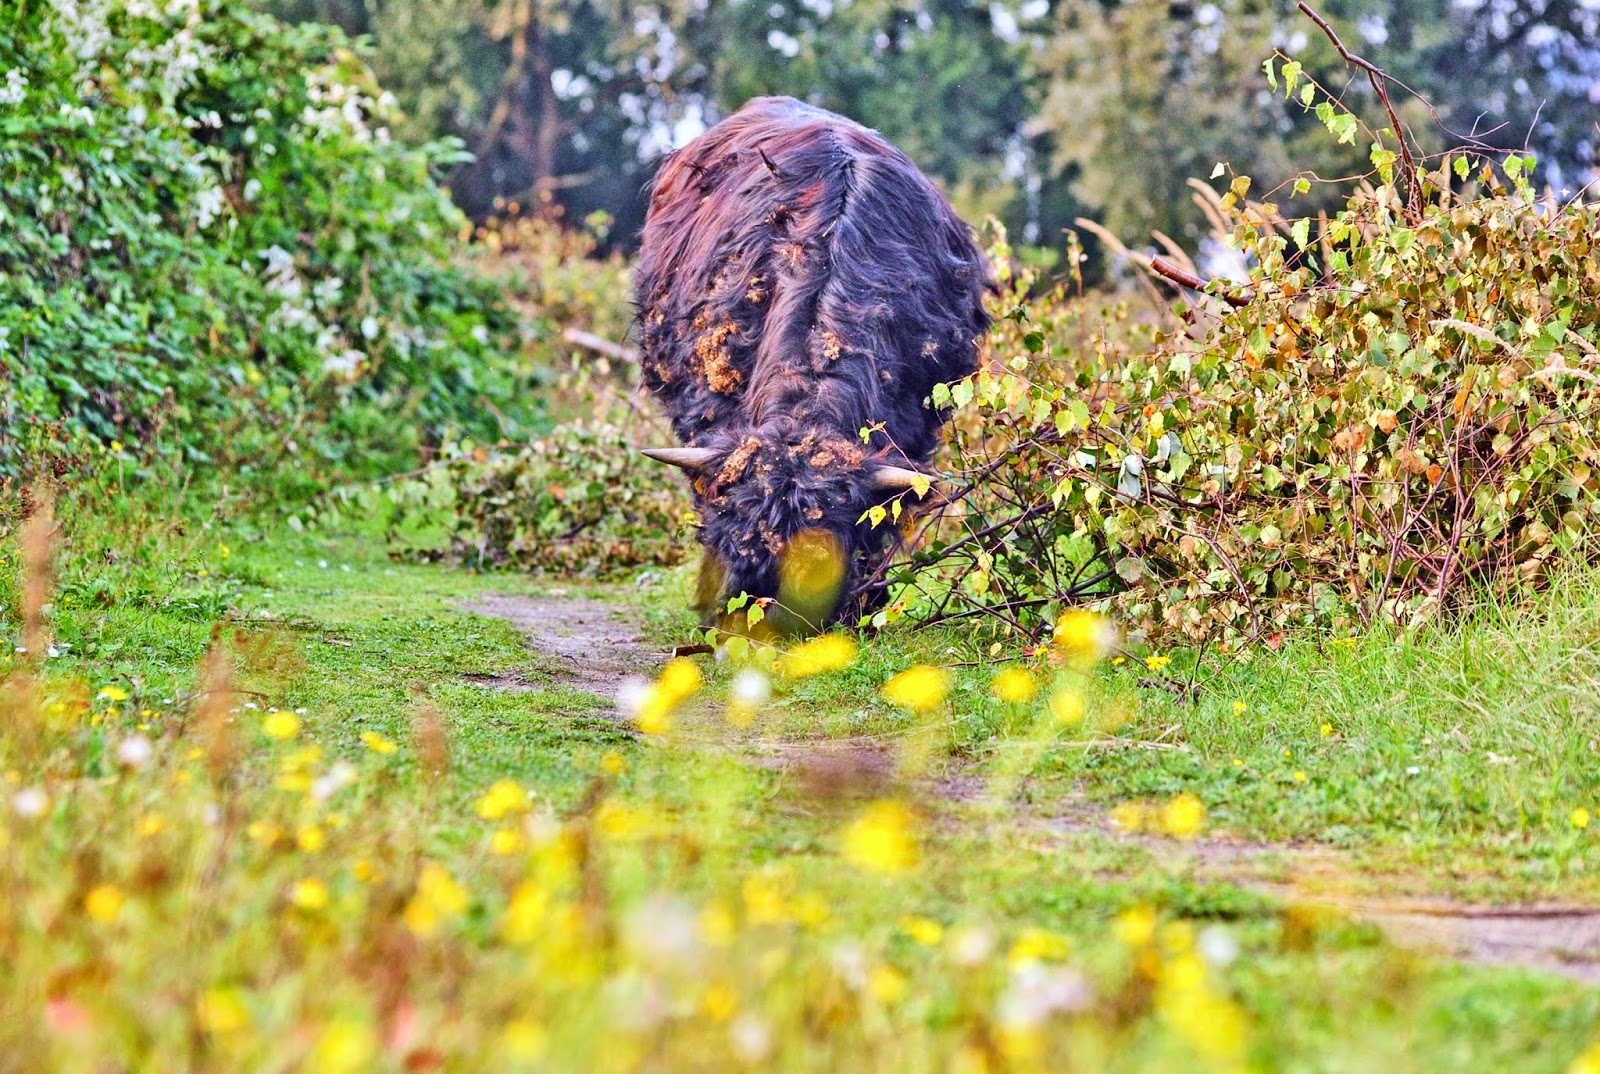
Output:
641,446,717,472
869,465,936,494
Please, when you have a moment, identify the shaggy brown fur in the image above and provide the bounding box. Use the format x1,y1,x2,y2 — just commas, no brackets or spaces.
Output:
637,96,989,625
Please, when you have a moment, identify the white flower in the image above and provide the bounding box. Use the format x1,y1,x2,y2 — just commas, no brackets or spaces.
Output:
311,760,358,802
11,788,49,818
470,324,490,345
729,1014,772,1061
242,178,262,202
948,923,996,966
116,735,155,770
621,894,701,969
360,316,379,340
0,69,28,107
194,183,225,229
616,676,652,719
322,350,365,378
1198,924,1239,967
997,964,1091,1028
732,668,770,706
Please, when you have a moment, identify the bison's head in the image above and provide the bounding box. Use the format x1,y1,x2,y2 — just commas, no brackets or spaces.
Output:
644,418,932,634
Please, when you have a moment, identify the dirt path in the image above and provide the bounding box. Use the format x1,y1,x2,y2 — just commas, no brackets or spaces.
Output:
463,590,1600,983
457,593,658,695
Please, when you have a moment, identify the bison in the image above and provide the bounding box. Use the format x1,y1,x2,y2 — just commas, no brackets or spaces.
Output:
636,96,989,633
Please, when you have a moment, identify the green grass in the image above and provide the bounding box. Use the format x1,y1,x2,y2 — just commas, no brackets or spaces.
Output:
4,483,1600,1071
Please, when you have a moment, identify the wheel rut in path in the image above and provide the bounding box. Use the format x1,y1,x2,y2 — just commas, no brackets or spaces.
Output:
461,592,1600,983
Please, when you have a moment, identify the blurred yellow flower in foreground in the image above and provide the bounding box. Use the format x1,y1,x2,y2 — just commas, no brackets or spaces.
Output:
84,883,125,922
776,634,858,679
1049,614,1113,662
310,1017,377,1074
1573,807,1592,830
1568,1042,1600,1074
900,915,943,946
404,862,469,938
1009,927,1070,964
500,1019,548,1060
882,665,951,711
867,965,906,1003
1114,906,1158,947
1161,793,1206,838
1049,686,1086,726
991,668,1037,703
843,800,920,873
477,779,529,821
96,685,130,702
360,731,396,754
263,711,300,740
292,878,329,911
196,988,250,1035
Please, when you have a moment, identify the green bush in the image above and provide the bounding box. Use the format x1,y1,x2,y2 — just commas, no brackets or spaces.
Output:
418,418,692,578
0,0,533,482
897,149,1600,648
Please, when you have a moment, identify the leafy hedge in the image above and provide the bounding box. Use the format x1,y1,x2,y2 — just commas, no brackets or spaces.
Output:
897,151,1600,647
0,0,532,482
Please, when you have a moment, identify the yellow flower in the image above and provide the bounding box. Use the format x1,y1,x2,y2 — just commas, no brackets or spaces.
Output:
297,825,325,852
1110,800,1148,833
699,901,737,947
196,988,250,1034
137,814,165,837
405,863,469,938
775,633,858,678
900,915,944,946
489,827,523,856
1573,807,1592,830
1048,685,1085,726
1114,906,1158,947
292,878,329,911
1144,654,1173,672
500,1019,548,1061
309,1018,377,1074
1319,723,1334,737
991,668,1037,703
882,665,951,712
501,882,551,945
1231,700,1246,715
1054,609,1113,662
1009,927,1070,964
263,711,300,740
1161,793,1206,838
1231,757,1245,767
1292,770,1308,783
476,779,529,821
867,965,907,1004
842,800,920,873
702,983,740,1022
360,731,396,754
96,685,130,702
657,658,703,703
1568,1042,1600,1074
84,884,126,922
600,750,626,775
742,872,788,924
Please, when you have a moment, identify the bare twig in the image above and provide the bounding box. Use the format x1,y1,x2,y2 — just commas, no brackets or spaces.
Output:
1298,2,1421,219
563,326,640,363
1149,257,1253,308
